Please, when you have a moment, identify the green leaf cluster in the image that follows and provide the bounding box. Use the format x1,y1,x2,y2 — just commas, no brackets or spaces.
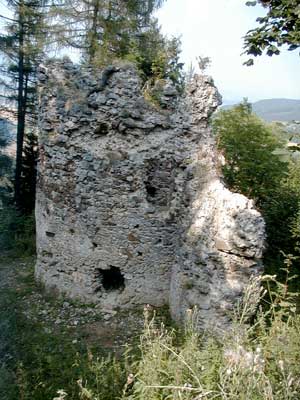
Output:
213,100,300,263
243,0,300,63
213,100,287,204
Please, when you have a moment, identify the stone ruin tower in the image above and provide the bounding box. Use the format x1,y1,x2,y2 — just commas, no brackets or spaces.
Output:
36,60,265,330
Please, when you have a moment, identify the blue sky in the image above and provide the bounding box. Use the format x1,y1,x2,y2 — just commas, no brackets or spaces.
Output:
156,0,300,102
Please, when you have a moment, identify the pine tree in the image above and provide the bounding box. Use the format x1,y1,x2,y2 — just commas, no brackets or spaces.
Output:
0,0,46,212
49,0,183,84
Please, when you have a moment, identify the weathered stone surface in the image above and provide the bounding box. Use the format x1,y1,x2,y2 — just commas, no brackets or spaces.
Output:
36,60,265,331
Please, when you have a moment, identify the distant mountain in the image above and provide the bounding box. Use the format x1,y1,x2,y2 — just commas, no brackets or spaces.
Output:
252,99,300,122
221,99,300,122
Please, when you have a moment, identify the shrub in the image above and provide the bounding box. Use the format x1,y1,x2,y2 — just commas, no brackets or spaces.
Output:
212,100,287,204
0,206,36,256
213,101,300,284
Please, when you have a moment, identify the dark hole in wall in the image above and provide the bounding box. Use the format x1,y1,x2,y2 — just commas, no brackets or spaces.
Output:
144,158,177,206
94,122,109,136
46,231,55,237
97,266,125,292
144,181,157,198
41,251,53,258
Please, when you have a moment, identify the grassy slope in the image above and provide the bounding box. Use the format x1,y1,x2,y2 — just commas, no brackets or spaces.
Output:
0,254,173,400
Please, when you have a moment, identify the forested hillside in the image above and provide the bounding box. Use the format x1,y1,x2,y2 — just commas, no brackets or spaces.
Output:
222,98,300,122
252,99,300,122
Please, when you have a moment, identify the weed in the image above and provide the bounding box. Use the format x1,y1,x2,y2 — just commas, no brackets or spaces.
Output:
121,276,300,400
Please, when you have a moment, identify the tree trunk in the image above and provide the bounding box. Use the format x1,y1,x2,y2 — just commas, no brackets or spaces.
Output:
89,0,100,63
14,0,26,211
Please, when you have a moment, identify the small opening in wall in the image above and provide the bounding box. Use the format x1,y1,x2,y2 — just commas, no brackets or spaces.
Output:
41,251,53,258
46,231,55,237
94,122,109,136
97,266,125,292
145,182,157,198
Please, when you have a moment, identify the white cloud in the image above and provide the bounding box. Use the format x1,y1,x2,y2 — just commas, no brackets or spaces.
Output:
156,0,300,102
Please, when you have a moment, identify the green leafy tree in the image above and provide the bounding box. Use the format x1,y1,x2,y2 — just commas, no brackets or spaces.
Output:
213,100,287,204
244,0,300,65
212,100,300,257
282,160,300,251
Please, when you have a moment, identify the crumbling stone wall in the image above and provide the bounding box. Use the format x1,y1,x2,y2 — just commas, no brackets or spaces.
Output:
36,60,265,330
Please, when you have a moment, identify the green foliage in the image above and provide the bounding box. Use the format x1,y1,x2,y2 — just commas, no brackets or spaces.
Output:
213,100,287,205
0,119,14,206
244,0,300,64
0,152,12,176
124,276,300,400
0,0,46,102
0,256,128,400
16,328,84,399
213,100,300,288
94,19,183,87
0,0,47,212
0,153,14,206
56,280,298,400
74,274,300,400
0,206,36,255
2,258,300,399
0,266,20,400
50,0,184,86
77,354,129,400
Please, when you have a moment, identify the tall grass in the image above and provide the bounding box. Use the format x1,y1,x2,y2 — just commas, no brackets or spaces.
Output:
75,275,300,400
